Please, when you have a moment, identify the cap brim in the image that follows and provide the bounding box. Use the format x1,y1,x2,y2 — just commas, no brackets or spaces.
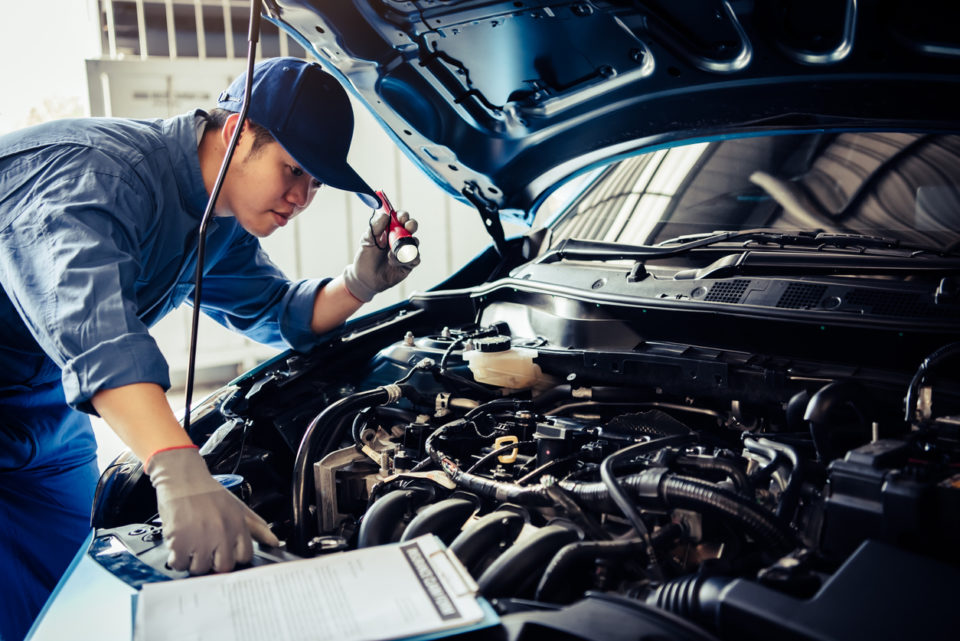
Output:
276,137,378,206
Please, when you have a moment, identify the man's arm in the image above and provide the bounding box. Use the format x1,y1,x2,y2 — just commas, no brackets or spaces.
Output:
91,383,192,462
92,382,279,574
310,275,364,335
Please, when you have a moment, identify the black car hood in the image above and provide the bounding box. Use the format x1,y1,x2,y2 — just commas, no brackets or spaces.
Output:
268,1,960,227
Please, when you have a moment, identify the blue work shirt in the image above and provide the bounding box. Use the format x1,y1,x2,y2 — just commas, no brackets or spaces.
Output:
0,110,324,413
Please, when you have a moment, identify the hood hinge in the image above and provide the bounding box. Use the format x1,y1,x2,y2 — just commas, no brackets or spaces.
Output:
463,182,508,256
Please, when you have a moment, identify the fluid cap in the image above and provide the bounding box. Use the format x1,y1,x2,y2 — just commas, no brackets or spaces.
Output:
474,335,512,352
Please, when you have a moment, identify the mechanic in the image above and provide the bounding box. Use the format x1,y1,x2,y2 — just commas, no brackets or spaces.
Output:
0,57,419,641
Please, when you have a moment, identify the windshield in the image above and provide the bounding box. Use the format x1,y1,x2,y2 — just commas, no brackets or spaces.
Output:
545,132,960,251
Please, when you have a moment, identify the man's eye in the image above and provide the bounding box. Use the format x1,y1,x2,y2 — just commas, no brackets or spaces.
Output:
312,180,323,189
290,166,304,177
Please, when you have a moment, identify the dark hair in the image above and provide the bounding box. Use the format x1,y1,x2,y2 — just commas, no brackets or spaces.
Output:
204,108,276,154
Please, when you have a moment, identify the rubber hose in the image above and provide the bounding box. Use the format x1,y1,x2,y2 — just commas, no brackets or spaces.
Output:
554,470,794,552
464,398,532,421
292,384,413,554
353,405,418,450
351,408,374,450
674,456,749,493
748,437,802,522
905,342,960,422
430,432,792,552
659,474,796,552
648,573,732,623
427,417,792,552
744,440,781,486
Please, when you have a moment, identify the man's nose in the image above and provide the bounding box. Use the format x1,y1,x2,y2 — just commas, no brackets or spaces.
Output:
287,179,310,207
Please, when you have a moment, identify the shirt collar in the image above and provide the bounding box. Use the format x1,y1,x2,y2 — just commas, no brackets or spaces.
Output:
160,110,215,221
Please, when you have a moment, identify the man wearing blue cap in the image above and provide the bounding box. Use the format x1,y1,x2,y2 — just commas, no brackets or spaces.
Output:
0,57,418,640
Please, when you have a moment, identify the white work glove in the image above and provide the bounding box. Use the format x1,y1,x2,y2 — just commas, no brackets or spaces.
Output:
145,446,279,574
341,211,420,302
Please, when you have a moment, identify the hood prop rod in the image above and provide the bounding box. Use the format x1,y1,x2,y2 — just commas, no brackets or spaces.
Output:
463,182,508,257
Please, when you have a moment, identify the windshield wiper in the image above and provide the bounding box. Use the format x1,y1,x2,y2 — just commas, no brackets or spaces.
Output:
655,229,905,251
537,229,954,264
537,232,750,263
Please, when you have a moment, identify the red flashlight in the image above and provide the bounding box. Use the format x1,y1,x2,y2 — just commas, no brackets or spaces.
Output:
376,190,420,264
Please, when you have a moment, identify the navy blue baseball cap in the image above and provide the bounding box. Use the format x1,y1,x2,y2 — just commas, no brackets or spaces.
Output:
217,57,379,207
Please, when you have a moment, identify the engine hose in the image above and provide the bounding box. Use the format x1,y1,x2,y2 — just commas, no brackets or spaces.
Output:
905,342,960,422
435,461,793,553
659,475,796,553
744,437,802,522
427,419,793,552
352,405,418,450
357,486,435,548
745,440,781,486
463,398,533,421
425,418,552,505
674,455,749,493
647,572,732,623
351,407,375,450
292,384,414,554
443,461,551,505
515,452,581,484
535,524,682,603
433,456,792,554
554,469,795,552
600,435,693,581
529,384,574,409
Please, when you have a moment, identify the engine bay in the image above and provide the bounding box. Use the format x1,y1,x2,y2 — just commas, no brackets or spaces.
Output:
92,280,960,641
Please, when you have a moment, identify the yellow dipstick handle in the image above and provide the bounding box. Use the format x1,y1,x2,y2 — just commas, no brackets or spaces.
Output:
494,435,520,464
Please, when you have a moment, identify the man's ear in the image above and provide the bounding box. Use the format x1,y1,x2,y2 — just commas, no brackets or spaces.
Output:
221,112,244,147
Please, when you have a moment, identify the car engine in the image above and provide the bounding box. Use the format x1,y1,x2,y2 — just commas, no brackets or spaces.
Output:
92,277,960,641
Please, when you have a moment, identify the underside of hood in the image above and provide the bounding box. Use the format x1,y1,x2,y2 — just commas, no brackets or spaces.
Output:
267,0,960,228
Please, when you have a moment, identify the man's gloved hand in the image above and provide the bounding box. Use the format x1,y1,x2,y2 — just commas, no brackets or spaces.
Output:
145,446,280,574
341,211,420,303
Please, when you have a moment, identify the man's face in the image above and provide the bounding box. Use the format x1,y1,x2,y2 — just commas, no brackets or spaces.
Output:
220,130,322,238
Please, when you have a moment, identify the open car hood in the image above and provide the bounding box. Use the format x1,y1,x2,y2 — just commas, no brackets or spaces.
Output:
267,0,960,228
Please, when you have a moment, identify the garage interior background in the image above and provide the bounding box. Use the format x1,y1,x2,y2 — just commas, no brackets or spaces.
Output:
1,0,525,469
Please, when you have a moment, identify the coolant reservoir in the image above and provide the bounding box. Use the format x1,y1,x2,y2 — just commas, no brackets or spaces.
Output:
462,335,543,389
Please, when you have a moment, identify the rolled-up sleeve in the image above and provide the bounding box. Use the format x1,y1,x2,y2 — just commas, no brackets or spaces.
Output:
191,227,328,352
0,163,169,413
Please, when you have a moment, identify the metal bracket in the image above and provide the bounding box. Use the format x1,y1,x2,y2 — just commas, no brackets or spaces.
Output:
628,261,648,282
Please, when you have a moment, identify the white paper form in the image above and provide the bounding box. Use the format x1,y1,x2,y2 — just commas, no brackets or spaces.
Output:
132,535,491,641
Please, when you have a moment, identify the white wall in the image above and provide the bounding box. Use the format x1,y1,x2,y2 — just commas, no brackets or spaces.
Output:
85,58,525,388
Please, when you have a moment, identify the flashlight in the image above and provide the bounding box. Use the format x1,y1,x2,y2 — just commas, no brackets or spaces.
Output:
376,190,420,264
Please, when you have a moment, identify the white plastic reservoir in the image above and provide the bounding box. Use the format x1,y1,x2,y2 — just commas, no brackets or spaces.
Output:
462,335,544,389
